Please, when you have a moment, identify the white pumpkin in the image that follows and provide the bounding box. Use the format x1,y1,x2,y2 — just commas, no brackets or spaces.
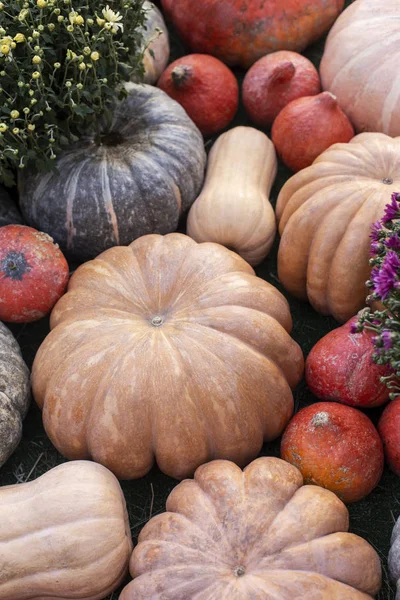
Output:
320,0,400,137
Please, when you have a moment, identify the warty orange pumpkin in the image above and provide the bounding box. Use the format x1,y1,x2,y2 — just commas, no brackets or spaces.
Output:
120,457,382,599
0,460,132,600
276,132,400,322
32,233,304,480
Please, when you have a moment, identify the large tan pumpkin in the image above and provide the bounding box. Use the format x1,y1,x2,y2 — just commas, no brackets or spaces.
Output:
276,132,400,322
320,0,400,137
0,461,132,600
32,234,303,480
120,457,382,600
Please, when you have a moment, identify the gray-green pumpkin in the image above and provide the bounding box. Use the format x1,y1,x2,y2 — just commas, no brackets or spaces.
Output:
18,83,206,261
0,187,23,227
0,323,30,467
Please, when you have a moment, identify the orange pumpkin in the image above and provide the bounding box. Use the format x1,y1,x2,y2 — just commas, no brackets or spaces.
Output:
276,132,400,322
32,234,303,480
160,0,345,68
120,457,382,599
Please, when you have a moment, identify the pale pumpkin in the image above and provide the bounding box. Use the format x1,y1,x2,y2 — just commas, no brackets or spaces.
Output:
18,84,206,261
0,322,30,468
389,513,400,598
320,0,400,137
187,126,277,266
32,233,304,480
0,460,133,600
140,1,170,84
120,457,382,600
276,132,400,323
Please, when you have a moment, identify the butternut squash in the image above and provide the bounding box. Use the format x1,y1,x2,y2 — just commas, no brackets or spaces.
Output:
0,461,133,600
187,126,277,266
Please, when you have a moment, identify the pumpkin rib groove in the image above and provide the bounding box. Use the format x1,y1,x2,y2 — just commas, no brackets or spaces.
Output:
182,309,300,388
248,570,375,599
307,192,367,313
99,156,120,246
172,323,289,444
325,186,383,314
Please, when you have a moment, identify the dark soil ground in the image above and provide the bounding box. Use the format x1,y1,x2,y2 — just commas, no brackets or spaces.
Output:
1,1,398,598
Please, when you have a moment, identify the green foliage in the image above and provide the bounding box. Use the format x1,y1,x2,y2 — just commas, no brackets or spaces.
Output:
0,0,147,186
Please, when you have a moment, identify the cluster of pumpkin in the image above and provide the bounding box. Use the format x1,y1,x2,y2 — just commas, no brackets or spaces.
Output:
1,0,400,598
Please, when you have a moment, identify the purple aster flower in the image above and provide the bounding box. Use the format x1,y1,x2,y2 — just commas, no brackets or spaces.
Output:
350,321,359,334
370,220,383,242
370,251,400,299
386,233,400,249
382,193,400,223
370,241,382,256
382,330,393,350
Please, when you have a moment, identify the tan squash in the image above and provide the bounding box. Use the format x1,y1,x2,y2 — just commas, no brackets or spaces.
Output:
140,1,170,85
276,132,400,322
187,126,277,266
0,460,133,600
32,233,303,480
120,457,382,600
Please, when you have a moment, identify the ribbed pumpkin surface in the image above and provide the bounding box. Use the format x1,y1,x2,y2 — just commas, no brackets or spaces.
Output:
320,0,400,136
120,457,381,600
32,234,303,480
276,133,400,322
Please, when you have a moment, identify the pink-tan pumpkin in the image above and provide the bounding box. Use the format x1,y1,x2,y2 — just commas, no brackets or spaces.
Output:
120,457,381,599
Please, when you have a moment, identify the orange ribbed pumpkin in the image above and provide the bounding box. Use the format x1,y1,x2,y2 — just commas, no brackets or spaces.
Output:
276,132,400,322
32,234,303,480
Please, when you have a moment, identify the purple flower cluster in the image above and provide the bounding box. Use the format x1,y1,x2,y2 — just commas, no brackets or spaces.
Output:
382,192,400,223
370,251,400,300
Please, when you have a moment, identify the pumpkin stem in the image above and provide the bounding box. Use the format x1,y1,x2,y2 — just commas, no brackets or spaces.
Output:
268,61,296,87
233,565,246,577
171,65,192,87
318,91,338,109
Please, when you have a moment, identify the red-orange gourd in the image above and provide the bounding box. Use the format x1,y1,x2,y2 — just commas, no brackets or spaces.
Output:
281,402,384,503
160,0,345,68
32,234,303,480
120,457,381,600
243,51,321,127
157,54,238,136
272,92,354,171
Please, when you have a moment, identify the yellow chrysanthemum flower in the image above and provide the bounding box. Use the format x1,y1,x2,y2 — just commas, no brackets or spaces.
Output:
102,5,123,32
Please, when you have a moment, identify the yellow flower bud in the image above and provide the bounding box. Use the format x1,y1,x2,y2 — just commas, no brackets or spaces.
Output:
79,62,86,70
28,124,35,131
67,25,74,32
57,15,64,22
0,3,4,10
37,0,47,7
75,15,84,25
104,22,112,30
0,45,9,55
87,18,94,25
54,62,61,69
32,30,40,38
90,51,99,61
48,23,55,31
83,46,91,55
32,71,41,79
12,128,20,135
96,17,105,27
0,123,7,132
14,33,25,43
32,55,41,64
10,42,16,49
10,110,19,119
